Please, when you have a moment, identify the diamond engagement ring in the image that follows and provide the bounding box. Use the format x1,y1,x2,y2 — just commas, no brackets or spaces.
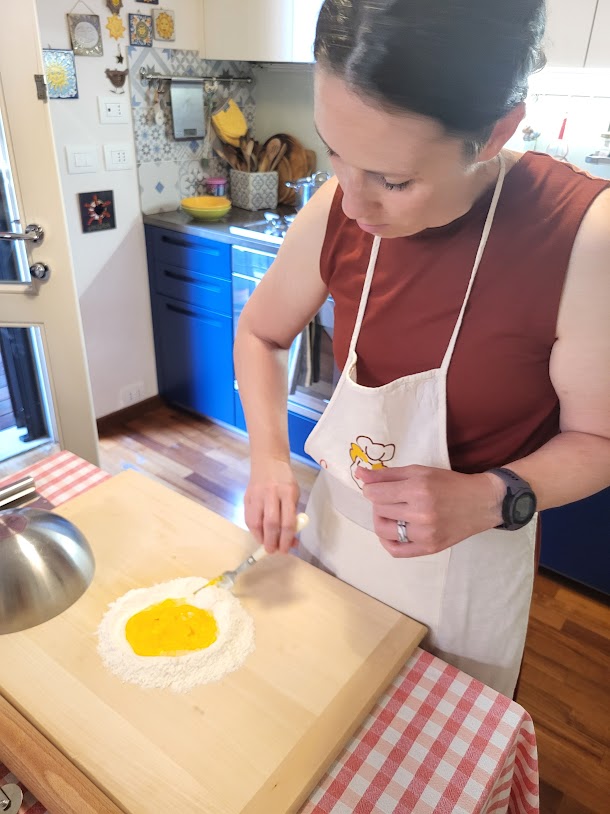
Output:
396,520,408,543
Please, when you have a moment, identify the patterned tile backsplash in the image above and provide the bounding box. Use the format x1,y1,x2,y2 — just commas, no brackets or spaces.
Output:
128,46,256,213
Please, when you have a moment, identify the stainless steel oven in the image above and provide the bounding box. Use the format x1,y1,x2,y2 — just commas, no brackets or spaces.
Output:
231,245,337,422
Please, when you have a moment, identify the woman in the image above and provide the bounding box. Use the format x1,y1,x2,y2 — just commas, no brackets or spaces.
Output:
234,0,610,698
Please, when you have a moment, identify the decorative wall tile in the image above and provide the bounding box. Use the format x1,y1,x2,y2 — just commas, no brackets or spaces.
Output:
129,14,153,47
153,8,175,42
178,160,207,198
128,47,256,211
138,161,180,214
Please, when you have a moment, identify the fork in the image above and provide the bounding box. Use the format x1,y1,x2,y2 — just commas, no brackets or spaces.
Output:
193,513,310,594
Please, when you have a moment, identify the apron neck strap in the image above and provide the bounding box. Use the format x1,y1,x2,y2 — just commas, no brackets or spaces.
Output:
440,152,507,372
347,234,382,358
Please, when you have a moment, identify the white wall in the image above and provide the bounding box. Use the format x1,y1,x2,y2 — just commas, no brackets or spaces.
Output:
253,64,332,176
35,0,204,418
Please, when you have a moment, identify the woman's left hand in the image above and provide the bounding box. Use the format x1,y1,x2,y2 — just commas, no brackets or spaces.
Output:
357,465,504,558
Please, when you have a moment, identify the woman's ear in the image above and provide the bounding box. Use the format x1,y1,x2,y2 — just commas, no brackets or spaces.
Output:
478,102,526,162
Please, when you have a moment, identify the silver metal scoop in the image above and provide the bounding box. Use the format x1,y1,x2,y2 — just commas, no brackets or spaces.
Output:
0,506,95,634
0,784,23,813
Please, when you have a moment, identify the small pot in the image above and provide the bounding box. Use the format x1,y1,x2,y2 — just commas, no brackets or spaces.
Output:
285,172,330,210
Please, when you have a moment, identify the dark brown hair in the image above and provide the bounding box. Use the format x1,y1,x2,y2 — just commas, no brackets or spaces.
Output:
314,0,546,153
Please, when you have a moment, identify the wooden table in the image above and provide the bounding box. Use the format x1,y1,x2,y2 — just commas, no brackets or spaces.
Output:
0,452,540,814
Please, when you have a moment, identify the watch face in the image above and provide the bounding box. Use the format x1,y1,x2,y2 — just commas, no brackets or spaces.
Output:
514,493,535,523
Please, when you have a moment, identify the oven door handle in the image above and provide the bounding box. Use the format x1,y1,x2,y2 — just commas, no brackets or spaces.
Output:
232,271,265,285
232,245,277,260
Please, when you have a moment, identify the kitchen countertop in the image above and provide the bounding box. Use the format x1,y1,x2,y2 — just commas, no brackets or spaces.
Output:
0,451,540,814
143,205,296,252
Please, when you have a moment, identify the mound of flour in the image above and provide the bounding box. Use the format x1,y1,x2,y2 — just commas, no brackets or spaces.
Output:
97,577,255,693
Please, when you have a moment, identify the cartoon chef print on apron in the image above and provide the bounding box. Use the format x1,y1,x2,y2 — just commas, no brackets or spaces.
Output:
299,154,537,698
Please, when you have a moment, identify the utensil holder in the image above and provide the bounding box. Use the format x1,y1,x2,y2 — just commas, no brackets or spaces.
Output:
230,170,278,211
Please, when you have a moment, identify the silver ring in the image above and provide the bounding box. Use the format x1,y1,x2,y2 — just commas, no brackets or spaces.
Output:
396,520,408,544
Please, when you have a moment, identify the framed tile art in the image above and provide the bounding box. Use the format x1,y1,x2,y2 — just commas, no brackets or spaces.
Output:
79,190,116,233
129,13,153,47
67,13,103,57
42,49,78,99
153,8,175,41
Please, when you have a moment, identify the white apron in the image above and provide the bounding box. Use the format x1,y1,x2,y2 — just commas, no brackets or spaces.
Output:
300,155,536,698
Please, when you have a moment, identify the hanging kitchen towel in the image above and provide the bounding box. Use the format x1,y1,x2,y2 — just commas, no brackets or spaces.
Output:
170,80,205,141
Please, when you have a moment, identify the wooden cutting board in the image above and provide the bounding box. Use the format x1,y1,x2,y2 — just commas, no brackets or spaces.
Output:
0,471,425,814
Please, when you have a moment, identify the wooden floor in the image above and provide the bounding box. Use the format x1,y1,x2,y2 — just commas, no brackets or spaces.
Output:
99,404,609,814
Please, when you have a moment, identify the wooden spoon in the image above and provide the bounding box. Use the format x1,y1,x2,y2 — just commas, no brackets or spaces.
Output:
249,143,258,172
269,142,287,172
213,142,236,168
243,138,256,173
258,146,270,173
262,138,282,173
224,144,245,171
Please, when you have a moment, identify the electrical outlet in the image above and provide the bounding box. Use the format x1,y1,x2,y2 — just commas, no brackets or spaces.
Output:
98,95,129,125
119,381,145,408
104,143,133,171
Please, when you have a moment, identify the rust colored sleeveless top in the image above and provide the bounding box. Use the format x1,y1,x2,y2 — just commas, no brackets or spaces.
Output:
320,152,608,474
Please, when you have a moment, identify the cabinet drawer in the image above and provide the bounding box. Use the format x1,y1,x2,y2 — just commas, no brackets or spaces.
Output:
154,262,232,316
151,228,231,280
154,295,235,426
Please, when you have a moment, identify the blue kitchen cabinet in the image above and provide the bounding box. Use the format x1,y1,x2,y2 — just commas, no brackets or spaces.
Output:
540,487,610,596
145,223,321,461
145,226,235,426
234,387,318,464
153,296,234,424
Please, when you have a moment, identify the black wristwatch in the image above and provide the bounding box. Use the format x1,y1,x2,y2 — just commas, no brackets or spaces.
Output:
487,468,537,530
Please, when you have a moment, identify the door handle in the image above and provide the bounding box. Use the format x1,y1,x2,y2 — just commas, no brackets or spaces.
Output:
0,223,44,244
30,262,51,282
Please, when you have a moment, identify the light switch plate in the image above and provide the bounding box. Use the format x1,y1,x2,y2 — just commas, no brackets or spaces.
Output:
98,95,129,125
65,145,98,174
104,143,133,171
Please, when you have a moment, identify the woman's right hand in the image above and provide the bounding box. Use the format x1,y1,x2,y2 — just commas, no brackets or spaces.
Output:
245,458,301,554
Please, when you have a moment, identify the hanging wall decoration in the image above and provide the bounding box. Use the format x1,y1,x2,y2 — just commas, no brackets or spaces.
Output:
79,191,116,233
68,13,103,56
129,13,153,47
42,49,79,99
153,8,175,41
105,68,128,94
106,0,123,12
136,0,159,4
106,14,125,40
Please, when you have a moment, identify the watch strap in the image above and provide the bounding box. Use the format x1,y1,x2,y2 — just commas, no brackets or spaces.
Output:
487,467,537,530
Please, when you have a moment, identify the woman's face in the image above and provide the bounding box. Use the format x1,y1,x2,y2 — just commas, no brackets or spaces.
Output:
314,69,496,238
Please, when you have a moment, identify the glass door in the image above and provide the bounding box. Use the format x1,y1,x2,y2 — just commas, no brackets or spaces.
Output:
0,0,98,466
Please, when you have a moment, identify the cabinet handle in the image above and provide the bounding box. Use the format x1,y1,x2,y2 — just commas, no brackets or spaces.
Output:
166,303,222,326
164,269,222,292
161,235,221,257
232,245,276,260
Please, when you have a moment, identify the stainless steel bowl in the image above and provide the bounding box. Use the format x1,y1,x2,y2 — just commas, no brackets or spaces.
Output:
0,508,95,634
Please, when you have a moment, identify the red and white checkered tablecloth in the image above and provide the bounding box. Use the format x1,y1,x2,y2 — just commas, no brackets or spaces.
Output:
0,451,539,814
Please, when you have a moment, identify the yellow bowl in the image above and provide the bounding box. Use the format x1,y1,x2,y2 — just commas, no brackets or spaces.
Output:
180,196,232,221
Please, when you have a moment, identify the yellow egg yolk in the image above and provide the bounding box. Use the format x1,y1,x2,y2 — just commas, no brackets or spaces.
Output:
125,599,218,657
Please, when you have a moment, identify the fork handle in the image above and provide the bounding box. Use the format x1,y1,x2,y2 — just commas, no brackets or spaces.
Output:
242,514,309,569
249,545,267,564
